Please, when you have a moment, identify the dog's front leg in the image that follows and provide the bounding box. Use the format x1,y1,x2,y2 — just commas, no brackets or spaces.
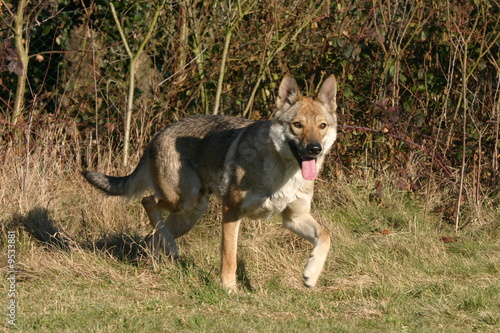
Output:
282,201,331,288
220,204,241,292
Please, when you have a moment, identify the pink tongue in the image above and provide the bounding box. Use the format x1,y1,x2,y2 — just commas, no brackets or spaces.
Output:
301,159,317,180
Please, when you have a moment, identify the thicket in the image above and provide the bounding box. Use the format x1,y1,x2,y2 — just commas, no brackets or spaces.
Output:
1,0,499,231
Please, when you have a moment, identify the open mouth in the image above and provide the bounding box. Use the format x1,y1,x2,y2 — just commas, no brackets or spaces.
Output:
288,142,319,181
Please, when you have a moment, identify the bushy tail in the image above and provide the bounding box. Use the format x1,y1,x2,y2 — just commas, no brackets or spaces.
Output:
82,153,152,198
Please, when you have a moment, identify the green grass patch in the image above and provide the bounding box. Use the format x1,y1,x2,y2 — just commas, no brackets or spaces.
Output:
2,179,499,332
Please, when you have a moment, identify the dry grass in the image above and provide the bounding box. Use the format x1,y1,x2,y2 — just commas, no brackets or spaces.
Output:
1,128,499,332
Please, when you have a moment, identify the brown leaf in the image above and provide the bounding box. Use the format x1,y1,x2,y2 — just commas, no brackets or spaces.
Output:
8,59,23,76
394,179,409,191
104,122,115,132
369,180,383,203
440,236,457,243
397,168,408,177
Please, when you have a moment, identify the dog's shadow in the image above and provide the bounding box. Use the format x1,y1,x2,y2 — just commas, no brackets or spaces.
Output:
11,207,147,262
12,207,254,291
12,207,71,251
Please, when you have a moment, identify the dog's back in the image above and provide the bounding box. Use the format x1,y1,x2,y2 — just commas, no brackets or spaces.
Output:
84,115,254,200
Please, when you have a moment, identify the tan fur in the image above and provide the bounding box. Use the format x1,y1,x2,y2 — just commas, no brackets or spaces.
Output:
83,74,338,291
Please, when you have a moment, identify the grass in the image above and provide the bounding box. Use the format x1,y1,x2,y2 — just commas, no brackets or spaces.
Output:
1,138,499,332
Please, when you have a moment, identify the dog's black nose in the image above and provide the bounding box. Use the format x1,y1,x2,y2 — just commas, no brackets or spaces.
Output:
307,144,322,156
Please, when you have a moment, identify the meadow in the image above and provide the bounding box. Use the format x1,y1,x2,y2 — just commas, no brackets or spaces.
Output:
2,0,499,331
1,136,498,332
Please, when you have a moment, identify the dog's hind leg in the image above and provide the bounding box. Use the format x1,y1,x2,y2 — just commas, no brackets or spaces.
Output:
165,195,209,239
142,196,179,258
282,199,331,288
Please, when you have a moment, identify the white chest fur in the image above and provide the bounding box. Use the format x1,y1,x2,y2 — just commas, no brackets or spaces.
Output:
239,170,305,220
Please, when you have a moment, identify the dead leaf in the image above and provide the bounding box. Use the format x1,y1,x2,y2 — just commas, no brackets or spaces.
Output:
394,179,409,191
369,180,383,203
8,59,23,76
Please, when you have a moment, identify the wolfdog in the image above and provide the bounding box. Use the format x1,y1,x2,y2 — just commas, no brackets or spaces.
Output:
83,74,338,291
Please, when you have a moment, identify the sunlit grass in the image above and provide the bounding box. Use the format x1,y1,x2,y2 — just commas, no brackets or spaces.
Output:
1,139,498,332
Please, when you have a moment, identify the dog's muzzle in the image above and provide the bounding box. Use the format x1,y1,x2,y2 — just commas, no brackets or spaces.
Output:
288,141,322,181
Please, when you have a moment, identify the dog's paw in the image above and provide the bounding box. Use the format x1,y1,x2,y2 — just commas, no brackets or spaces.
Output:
221,281,238,294
302,258,322,288
145,232,179,259
303,270,319,288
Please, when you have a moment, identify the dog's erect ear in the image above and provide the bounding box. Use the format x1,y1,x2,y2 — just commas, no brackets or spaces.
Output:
317,75,337,114
276,74,301,113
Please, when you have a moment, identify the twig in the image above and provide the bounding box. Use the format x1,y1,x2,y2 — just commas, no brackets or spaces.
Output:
213,25,234,115
110,0,166,166
213,0,256,115
11,0,30,125
157,47,208,87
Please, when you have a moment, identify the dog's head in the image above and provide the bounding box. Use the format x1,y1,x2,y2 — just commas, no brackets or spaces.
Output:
271,74,338,180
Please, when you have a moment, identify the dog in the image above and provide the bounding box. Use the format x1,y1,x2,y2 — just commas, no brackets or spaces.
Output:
83,74,338,291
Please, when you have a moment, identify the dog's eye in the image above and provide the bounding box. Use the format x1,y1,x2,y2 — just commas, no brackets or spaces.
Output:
293,122,303,129
319,123,327,129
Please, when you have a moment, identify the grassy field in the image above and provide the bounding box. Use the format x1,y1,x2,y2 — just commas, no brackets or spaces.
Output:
1,144,499,332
